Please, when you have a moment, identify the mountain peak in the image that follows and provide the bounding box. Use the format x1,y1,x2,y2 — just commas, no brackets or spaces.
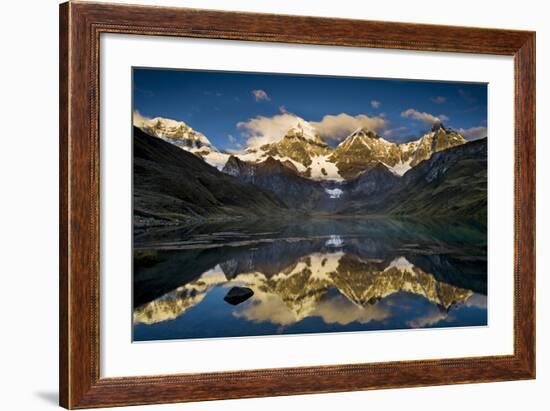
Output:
330,129,402,179
134,114,217,152
282,121,327,147
352,127,379,137
337,128,388,150
431,122,447,132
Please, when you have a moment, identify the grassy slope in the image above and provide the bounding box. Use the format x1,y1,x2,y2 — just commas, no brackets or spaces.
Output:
384,138,487,221
133,127,288,223
338,139,487,221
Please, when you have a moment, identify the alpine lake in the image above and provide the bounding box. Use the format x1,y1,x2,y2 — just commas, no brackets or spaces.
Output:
133,217,487,341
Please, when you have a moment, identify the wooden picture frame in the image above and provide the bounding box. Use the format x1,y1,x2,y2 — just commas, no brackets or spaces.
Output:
59,1,535,408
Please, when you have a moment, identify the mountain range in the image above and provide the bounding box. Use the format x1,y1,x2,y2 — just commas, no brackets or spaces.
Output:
134,115,468,179
133,115,487,223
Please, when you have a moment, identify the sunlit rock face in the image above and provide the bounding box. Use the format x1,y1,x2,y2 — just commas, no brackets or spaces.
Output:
328,128,401,179
134,115,216,152
235,123,468,180
133,114,234,170
401,124,467,168
133,252,474,327
246,124,467,180
135,114,469,181
260,123,330,168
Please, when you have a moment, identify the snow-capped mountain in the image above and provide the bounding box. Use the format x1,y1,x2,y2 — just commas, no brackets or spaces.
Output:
329,124,467,178
329,127,402,179
133,114,232,169
235,122,467,180
400,123,467,169
134,115,215,151
135,114,469,181
260,123,329,165
240,121,342,180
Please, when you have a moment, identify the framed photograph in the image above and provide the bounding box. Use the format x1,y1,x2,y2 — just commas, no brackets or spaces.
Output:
59,1,535,408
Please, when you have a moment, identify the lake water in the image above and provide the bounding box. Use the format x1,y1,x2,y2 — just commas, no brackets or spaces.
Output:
133,218,487,341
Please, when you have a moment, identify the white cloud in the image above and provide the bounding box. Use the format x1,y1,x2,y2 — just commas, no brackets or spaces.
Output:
238,112,388,148
455,126,488,141
371,100,381,108
431,96,447,104
237,113,304,149
278,105,288,113
310,113,388,141
226,147,244,154
401,108,449,125
251,89,270,102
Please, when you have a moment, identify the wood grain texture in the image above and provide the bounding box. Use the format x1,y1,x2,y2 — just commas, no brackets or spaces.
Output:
59,1,536,408
514,33,536,375
59,2,69,407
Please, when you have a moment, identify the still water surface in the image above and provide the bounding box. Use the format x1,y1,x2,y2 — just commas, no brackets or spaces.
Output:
133,218,487,341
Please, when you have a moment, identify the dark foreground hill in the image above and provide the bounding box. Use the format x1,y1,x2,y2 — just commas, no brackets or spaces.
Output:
223,155,328,210
133,127,288,224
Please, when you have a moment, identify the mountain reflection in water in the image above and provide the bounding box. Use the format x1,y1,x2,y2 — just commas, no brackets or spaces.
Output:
133,219,487,341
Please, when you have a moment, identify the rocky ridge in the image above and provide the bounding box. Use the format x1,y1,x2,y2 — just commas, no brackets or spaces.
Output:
135,115,471,181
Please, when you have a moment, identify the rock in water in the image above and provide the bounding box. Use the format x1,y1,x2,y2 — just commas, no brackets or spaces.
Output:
224,287,254,306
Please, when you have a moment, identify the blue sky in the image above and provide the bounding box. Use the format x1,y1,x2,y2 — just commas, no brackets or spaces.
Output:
133,68,487,151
